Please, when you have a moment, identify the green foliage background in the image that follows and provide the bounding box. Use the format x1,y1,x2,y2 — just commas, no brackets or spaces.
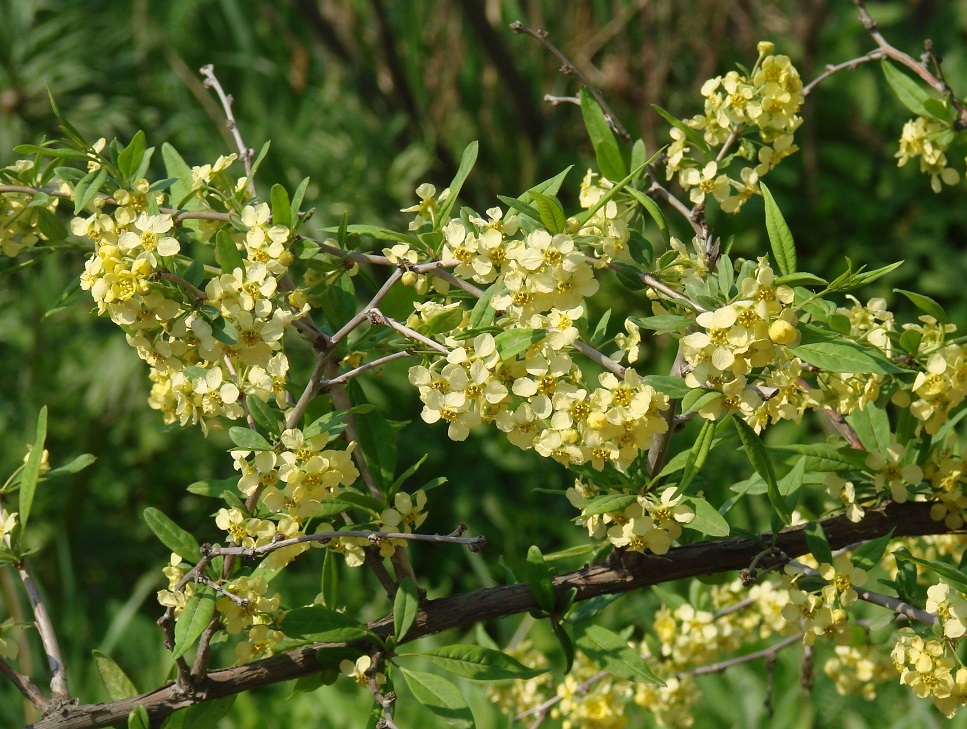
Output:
1,0,967,726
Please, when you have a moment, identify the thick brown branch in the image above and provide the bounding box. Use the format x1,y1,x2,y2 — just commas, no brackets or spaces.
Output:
28,501,955,729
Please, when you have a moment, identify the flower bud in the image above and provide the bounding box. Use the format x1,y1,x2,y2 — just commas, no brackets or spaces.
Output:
769,319,797,345
757,41,775,56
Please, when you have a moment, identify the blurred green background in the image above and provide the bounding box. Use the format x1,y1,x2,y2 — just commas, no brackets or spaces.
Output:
2,0,967,726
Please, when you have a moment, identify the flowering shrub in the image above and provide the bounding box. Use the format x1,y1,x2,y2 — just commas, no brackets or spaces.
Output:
3,4,967,728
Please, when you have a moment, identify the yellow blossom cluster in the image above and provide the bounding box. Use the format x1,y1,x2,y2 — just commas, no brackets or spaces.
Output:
409,333,669,470
810,296,893,415
924,444,967,529
896,115,960,193
567,481,695,556
823,644,894,700
681,257,806,431
667,43,804,213
578,170,632,264
892,632,967,717
229,427,360,566
780,560,858,646
0,160,63,257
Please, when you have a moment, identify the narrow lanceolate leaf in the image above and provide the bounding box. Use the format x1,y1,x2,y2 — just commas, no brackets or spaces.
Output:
72,166,108,215
852,530,894,572
579,493,637,517
398,667,475,728
127,705,149,729
183,696,236,729
493,328,546,361
881,61,931,117
893,548,967,595
845,404,892,454
93,650,139,700
682,496,729,537
172,592,215,660
216,228,244,275
893,288,947,323
804,522,833,566
282,605,372,642
227,426,273,452
18,406,47,535
796,326,903,374
394,578,420,643
573,623,663,685
525,545,555,615
759,182,796,276
580,88,626,181
413,644,546,681
733,416,790,524
437,140,479,226
674,418,716,497
530,191,567,234
142,507,201,563
270,183,291,228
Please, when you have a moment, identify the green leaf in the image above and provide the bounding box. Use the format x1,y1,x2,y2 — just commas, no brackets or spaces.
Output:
468,285,497,330
893,548,967,595
804,522,833,565
626,187,669,244
580,88,626,181
394,578,420,643
337,224,420,245
496,195,542,225
72,166,108,215
45,453,97,478
283,606,373,643
845,260,904,289
493,328,546,360
651,104,710,155
437,141,479,227
572,623,663,684
796,326,903,374
778,456,807,496
767,444,868,472
682,496,730,537
759,182,796,276
18,406,47,535
421,307,464,336
228,426,274,451
117,131,147,181
143,507,201,563
733,416,790,524
270,183,291,228
893,288,946,323
216,228,244,275
845,404,892,454
353,405,397,491
628,229,653,268
414,645,546,681
246,395,282,435
172,592,215,659
681,389,721,416
525,545,555,614
128,705,150,729
183,696,236,729
93,650,139,700
852,530,894,572
209,316,238,345
640,375,691,399
776,272,826,287
882,61,931,117
13,144,90,160
579,493,637,517
398,667,475,727
674,418,716,497
530,191,567,234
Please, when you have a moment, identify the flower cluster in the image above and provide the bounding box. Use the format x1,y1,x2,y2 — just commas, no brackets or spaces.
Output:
896,115,960,193
668,43,804,213
409,333,670,470
0,160,63,257
568,482,695,556
681,257,806,431
892,632,967,717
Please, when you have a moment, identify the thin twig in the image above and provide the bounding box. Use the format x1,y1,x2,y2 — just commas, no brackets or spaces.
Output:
199,65,259,197
509,21,631,143
320,351,414,391
368,309,450,354
684,632,803,677
0,657,48,712
330,269,404,346
209,529,487,558
801,49,886,97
